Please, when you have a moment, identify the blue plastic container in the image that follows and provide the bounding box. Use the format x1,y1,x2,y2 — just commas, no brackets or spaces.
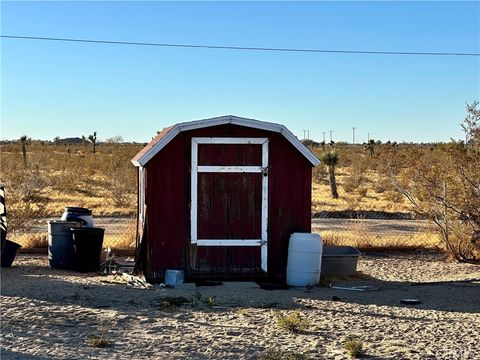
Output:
48,220,83,269
164,269,184,287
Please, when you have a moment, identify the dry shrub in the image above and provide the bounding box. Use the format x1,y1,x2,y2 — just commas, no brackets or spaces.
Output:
447,220,480,260
1,167,50,236
312,164,328,183
4,200,48,237
355,187,368,198
343,172,364,193
13,168,49,202
344,195,363,213
321,227,441,250
343,176,358,193
14,233,48,248
373,178,390,194
105,157,136,207
384,190,404,203
1,141,140,219
102,217,136,249
342,154,369,193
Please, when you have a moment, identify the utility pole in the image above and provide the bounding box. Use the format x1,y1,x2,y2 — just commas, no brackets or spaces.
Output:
322,132,326,142
367,132,370,142
352,127,356,144
329,130,333,142
303,130,307,140
307,130,310,140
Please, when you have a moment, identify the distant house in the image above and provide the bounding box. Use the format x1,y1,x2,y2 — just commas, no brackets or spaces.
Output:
54,137,83,145
132,115,320,283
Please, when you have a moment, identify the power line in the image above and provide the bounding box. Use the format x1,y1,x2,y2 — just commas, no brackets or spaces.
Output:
1,35,479,57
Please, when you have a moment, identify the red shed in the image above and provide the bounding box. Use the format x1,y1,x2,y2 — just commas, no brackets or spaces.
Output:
132,115,320,282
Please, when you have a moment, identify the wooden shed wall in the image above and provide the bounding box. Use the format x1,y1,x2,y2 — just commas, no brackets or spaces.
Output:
144,124,312,280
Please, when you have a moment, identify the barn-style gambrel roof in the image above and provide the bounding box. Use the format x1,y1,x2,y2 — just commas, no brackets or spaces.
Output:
132,115,320,167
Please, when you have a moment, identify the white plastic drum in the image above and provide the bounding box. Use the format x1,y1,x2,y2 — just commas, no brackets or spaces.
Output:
286,233,323,287
61,207,94,227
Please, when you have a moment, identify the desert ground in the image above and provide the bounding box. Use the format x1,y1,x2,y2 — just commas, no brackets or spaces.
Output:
1,252,479,360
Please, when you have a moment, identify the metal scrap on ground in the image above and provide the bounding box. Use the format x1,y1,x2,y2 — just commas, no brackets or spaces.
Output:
122,273,152,289
329,284,378,292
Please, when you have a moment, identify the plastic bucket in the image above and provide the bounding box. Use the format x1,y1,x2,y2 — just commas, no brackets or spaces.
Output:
71,227,105,272
164,269,185,287
1,240,22,267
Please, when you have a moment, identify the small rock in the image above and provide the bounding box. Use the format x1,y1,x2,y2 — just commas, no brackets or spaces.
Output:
225,331,242,336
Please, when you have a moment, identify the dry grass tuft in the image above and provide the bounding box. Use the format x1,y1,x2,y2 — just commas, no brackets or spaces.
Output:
258,348,311,360
87,334,112,348
204,296,216,307
277,310,310,333
159,296,191,311
234,308,248,317
343,337,363,357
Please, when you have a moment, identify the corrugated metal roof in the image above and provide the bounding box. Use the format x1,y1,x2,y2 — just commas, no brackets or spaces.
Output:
132,115,320,167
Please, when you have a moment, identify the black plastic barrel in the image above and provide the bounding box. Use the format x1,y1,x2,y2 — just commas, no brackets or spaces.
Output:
71,227,105,272
48,220,83,269
1,240,22,267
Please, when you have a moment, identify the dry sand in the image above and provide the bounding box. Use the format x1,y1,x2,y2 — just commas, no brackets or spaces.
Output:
1,251,479,359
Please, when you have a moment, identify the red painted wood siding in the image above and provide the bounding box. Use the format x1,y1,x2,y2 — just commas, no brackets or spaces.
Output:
198,144,262,166
144,124,312,280
198,173,262,239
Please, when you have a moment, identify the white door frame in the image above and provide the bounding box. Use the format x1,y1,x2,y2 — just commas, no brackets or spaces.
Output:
191,137,269,271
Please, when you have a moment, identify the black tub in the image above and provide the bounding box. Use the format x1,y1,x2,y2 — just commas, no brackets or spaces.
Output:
1,240,22,267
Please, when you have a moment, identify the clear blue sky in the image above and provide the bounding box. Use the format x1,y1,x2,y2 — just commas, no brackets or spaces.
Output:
1,1,479,143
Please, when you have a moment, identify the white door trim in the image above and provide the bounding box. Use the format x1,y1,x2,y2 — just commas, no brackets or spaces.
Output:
197,165,263,173
190,137,269,272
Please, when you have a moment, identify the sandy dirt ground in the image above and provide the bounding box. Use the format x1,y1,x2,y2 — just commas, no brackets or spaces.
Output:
1,251,479,359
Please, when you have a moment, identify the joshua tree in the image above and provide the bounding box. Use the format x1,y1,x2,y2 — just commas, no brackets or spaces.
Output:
329,140,335,148
320,151,339,199
320,140,326,151
88,132,97,154
20,135,30,167
364,139,376,157
82,135,87,147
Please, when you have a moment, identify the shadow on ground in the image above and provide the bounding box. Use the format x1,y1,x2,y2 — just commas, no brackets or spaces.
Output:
1,253,479,315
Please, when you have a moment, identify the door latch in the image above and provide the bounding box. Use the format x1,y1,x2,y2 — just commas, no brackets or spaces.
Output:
262,166,269,177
